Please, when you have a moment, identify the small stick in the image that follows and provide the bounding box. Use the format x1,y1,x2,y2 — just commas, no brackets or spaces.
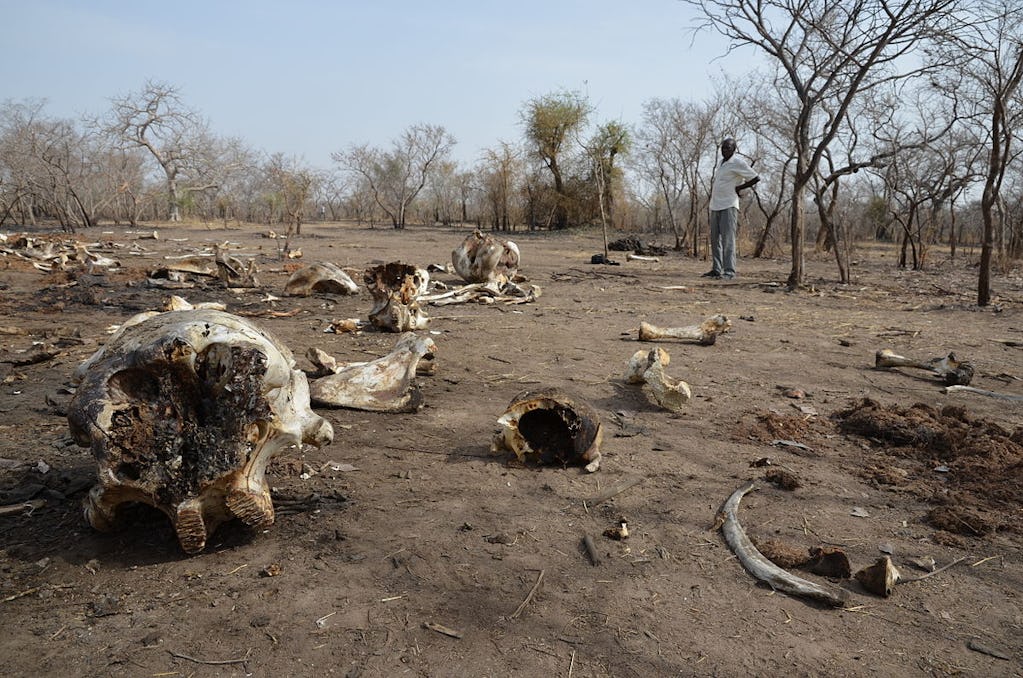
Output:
971,555,1000,567
583,535,601,566
898,556,966,583
167,650,250,666
509,569,545,619
423,621,463,639
585,475,645,506
944,385,1023,402
568,649,576,678
2,587,40,603
0,499,45,516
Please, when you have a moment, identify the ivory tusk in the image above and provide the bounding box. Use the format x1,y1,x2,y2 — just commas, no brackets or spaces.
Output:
716,482,849,607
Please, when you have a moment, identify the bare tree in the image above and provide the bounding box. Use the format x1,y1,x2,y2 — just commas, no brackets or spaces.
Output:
937,2,1023,305
632,98,719,252
333,124,455,229
478,142,524,231
103,80,213,222
685,0,962,288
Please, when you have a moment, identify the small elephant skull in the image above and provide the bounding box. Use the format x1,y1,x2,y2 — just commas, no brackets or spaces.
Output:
68,309,334,554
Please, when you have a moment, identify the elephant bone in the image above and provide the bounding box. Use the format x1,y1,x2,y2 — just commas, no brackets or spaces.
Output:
68,309,333,554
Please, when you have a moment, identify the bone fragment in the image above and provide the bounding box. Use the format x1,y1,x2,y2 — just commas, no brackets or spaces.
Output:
68,309,333,554
639,314,731,345
451,229,520,283
309,333,436,412
284,262,359,296
716,481,849,607
854,556,901,597
624,347,691,411
944,385,1023,402
364,262,430,332
492,388,603,472
163,295,227,312
874,348,974,386
625,253,659,262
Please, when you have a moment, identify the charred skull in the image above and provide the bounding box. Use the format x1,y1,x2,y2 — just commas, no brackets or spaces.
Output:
68,309,333,554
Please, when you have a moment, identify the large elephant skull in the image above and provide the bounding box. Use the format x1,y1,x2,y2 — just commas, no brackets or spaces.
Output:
68,309,333,554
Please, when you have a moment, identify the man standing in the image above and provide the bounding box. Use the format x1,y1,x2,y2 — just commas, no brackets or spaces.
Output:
703,138,759,280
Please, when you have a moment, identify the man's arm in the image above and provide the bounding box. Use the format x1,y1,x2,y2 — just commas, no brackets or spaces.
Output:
736,175,759,195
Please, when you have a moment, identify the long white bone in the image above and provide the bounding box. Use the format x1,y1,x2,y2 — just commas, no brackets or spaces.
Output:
874,349,973,385
638,314,731,345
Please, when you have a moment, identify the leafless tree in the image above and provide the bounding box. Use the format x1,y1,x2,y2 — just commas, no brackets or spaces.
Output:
632,98,719,252
333,124,455,229
685,0,962,288
933,1,1023,305
103,80,214,222
477,142,524,231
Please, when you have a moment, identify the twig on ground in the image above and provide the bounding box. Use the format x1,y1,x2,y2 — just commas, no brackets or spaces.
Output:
0,500,45,517
167,649,251,666
584,475,645,506
509,569,545,619
423,621,462,639
898,556,966,583
583,535,601,566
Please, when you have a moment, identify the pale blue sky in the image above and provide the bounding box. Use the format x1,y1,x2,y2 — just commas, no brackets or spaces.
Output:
3,1,762,168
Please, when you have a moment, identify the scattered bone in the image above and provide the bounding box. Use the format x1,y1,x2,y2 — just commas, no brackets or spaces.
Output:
420,280,540,306
874,348,974,386
624,347,691,412
451,229,520,283
492,388,603,472
215,243,259,288
364,262,430,332
944,384,1023,402
163,296,227,312
603,517,629,540
284,262,359,297
854,556,901,597
625,253,659,263
308,333,436,412
715,481,849,607
638,314,732,345
68,309,333,554
325,318,364,334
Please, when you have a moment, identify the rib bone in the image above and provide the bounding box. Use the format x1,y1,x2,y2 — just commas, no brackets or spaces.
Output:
716,481,850,607
639,314,731,345
874,349,974,386
624,347,691,412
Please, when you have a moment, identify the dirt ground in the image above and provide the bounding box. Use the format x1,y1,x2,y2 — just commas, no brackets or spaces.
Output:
1,221,1022,677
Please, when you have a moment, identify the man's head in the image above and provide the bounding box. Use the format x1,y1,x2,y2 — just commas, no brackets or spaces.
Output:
720,138,736,160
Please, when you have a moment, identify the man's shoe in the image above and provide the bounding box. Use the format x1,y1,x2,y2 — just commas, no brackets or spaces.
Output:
701,270,721,278
722,273,736,280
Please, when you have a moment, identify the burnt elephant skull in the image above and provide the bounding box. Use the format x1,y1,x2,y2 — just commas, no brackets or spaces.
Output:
68,309,333,554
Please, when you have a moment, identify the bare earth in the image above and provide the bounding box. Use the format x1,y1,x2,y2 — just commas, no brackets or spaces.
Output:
1,222,1022,677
